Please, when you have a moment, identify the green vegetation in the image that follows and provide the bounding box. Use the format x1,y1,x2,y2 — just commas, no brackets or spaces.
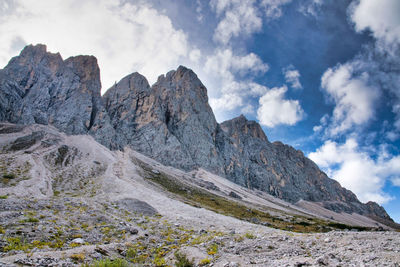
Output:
199,258,211,266
206,243,218,255
138,160,374,233
19,217,40,223
174,251,194,267
84,258,130,267
2,173,16,179
70,253,85,263
244,232,256,239
0,195,8,199
327,222,368,231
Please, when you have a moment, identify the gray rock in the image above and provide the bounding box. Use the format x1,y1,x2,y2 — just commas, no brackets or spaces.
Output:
71,238,85,244
0,44,119,149
229,191,242,199
9,131,44,151
114,198,158,216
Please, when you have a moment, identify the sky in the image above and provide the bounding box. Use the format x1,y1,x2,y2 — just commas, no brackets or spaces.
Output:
0,0,399,222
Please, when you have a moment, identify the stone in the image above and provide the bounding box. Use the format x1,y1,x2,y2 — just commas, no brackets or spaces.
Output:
71,238,84,244
228,191,242,199
114,198,158,216
129,228,139,235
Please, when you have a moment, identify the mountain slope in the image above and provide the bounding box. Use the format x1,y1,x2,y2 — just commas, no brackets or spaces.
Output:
1,122,399,266
0,44,393,224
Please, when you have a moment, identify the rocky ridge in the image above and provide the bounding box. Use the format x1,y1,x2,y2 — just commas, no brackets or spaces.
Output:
0,44,393,223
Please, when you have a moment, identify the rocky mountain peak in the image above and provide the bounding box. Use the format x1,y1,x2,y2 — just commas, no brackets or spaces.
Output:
220,114,268,143
64,55,101,95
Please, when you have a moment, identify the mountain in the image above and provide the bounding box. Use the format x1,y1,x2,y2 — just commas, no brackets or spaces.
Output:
0,44,392,223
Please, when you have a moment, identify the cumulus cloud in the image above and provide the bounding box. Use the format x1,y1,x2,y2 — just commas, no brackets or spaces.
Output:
309,138,400,204
350,0,400,47
0,0,192,91
210,0,262,45
203,48,269,118
320,62,380,136
257,86,304,127
210,0,295,45
284,65,302,89
204,48,268,83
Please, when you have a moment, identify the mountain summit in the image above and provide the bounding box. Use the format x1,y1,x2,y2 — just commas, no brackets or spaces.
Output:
0,44,392,223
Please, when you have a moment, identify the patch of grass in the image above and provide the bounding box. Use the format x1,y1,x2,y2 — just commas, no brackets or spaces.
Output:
244,232,256,239
0,226,5,234
174,251,194,267
139,160,373,233
19,217,39,223
327,222,369,231
297,221,311,227
70,253,85,263
206,243,218,255
84,258,129,267
3,237,30,252
199,258,211,266
0,195,8,199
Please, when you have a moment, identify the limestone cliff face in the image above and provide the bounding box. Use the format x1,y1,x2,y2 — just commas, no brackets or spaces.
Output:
0,44,392,222
0,44,118,148
104,66,223,172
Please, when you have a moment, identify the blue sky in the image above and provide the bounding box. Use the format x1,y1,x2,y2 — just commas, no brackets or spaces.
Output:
0,0,399,222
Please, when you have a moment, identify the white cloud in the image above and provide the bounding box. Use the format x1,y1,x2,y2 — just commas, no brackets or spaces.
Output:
309,139,400,204
204,48,269,117
321,62,380,136
257,86,304,127
210,0,262,45
204,48,268,85
0,0,192,91
393,178,400,187
195,0,204,22
350,0,400,46
284,65,302,89
261,0,293,19
298,0,322,17
209,93,243,112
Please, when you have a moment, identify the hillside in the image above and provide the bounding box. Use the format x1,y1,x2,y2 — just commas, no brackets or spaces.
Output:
0,122,399,266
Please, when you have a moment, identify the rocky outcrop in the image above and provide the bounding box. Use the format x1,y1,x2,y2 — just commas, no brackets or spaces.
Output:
0,44,119,149
0,44,392,222
104,66,223,172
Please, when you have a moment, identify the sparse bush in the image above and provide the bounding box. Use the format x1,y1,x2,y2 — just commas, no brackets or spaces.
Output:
70,253,85,262
174,251,194,267
244,232,256,239
3,173,15,179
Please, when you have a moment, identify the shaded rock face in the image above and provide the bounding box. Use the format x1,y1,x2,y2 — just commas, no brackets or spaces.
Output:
0,44,118,149
219,116,357,203
0,45,391,222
